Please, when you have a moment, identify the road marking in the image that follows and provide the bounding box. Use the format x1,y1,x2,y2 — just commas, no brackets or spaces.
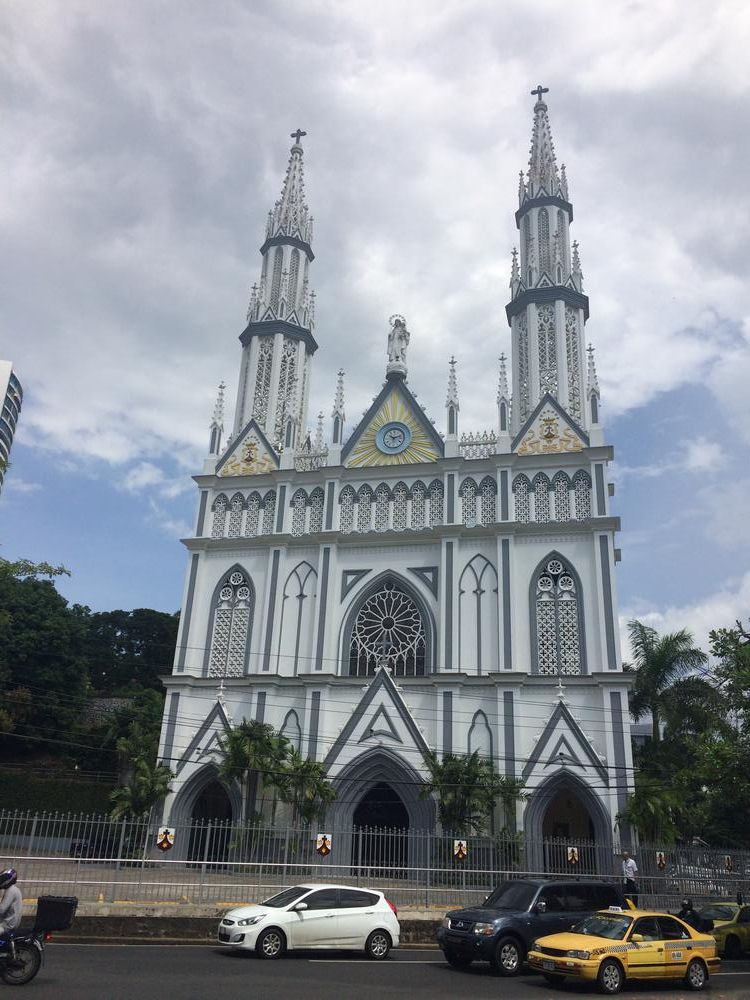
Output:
310,960,444,964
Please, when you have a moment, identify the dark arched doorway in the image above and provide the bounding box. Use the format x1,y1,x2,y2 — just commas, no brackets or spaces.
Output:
352,782,409,875
188,780,233,864
542,786,597,872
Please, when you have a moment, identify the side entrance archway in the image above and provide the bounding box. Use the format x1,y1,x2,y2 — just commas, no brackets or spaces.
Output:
524,771,612,874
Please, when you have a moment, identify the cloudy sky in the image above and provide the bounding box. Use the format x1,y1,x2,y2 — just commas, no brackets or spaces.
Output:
2,0,749,655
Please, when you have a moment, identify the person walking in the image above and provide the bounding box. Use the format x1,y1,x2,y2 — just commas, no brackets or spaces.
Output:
621,850,639,907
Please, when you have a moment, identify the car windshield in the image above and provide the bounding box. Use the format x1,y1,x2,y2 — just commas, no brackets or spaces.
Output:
261,886,310,908
571,912,633,940
483,882,537,911
699,904,738,921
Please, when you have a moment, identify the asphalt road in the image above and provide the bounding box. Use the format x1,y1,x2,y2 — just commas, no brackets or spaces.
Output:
17,944,750,1000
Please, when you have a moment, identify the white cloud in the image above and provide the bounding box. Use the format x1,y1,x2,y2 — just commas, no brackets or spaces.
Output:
3,477,41,494
682,436,726,472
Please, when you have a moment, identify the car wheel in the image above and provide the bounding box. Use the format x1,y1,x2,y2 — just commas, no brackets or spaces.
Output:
685,958,708,991
725,935,742,960
365,929,391,960
256,927,286,960
492,935,523,976
597,957,624,995
443,948,472,969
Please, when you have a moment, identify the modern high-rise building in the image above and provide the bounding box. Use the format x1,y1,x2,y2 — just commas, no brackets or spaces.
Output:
158,92,634,865
0,361,23,494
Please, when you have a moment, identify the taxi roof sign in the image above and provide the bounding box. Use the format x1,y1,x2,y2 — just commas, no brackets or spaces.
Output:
607,906,623,912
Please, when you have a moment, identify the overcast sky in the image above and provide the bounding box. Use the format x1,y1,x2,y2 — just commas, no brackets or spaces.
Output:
2,0,749,656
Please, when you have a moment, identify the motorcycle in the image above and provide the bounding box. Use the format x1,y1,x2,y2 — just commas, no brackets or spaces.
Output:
0,895,77,986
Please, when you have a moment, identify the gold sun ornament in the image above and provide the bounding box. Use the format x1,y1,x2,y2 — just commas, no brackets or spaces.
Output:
346,390,440,468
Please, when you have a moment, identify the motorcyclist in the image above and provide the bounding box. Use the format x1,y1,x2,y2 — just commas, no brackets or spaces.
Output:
0,869,22,936
676,897,700,930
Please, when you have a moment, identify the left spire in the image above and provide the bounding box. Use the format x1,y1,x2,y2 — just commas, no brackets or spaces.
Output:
266,129,313,244
209,382,225,456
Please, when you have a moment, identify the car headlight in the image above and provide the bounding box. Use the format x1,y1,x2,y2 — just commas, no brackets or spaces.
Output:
473,922,495,936
566,949,590,960
441,916,450,928
531,940,540,951
237,915,265,926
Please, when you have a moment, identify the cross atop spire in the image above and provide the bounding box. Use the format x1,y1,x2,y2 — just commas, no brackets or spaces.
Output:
531,84,549,105
266,133,312,243
290,128,307,146
521,85,563,201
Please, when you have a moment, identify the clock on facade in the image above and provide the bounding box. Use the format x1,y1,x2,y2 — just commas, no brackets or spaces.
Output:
375,421,412,455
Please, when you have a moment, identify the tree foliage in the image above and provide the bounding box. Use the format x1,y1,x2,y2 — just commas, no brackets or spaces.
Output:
109,757,173,819
421,750,506,836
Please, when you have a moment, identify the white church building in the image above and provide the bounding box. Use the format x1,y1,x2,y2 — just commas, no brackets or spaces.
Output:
157,91,634,865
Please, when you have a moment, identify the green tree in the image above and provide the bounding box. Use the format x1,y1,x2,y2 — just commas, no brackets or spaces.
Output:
496,776,528,833
421,750,503,836
616,773,683,843
84,608,179,693
274,748,336,827
217,719,290,822
109,756,173,818
627,619,709,742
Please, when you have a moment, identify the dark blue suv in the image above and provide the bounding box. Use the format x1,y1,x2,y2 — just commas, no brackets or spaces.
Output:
436,877,626,975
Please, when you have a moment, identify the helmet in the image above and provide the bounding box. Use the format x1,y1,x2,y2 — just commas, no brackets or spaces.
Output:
0,869,17,889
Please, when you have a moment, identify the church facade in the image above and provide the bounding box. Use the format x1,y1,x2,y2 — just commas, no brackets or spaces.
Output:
157,92,634,861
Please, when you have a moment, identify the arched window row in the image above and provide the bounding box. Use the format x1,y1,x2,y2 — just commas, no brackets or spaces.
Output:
337,479,445,534
459,476,497,527
512,470,592,523
210,489,277,539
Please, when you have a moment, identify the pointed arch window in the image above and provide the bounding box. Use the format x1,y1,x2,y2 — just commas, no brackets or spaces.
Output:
287,248,301,309
537,303,558,397
356,486,372,533
512,475,531,523
261,490,276,534
411,481,426,529
392,482,408,531
374,484,390,532
207,570,255,678
460,478,478,525
557,209,568,273
270,247,284,310
227,493,245,538
429,479,444,527
538,208,551,274
211,494,228,538
479,476,497,526
290,488,307,537
245,492,261,537
339,486,355,534
348,580,426,677
533,472,551,523
552,473,571,521
523,215,532,277
565,306,582,421
281,709,302,752
252,337,274,423
573,470,592,519
533,556,584,675
309,488,324,533
516,310,530,423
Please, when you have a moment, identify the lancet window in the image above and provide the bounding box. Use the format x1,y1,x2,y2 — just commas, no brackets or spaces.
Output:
287,248,300,309
274,338,298,443
538,208,551,274
211,494,228,538
348,580,426,677
291,489,307,537
261,490,276,534
479,477,497,526
245,493,261,537
374,484,390,532
252,337,274,423
392,483,408,531
339,487,355,534
557,210,568,273
512,475,531,523
356,487,372,533
516,311,530,423
429,480,444,527
573,470,592,519
411,481,426,530
552,473,571,521
537,303,558,397
309,488,324,533
227,493,245,538
207,569,255,678
534,556,584,676
460,478,478,525
565,306,582,421
533,473,551,523
270,247,284,310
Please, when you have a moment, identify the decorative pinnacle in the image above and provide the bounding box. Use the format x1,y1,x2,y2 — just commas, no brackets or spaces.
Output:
587,344,600,393
314,411,324,451
446,356,459,409
211,382,226,428
527,85,560,197
497,354,509,401
333,368,345,417
510,247,520,287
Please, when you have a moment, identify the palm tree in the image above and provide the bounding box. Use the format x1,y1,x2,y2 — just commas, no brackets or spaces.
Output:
496,776,529,833
274,749,336,828
616,775,682,843
627,620,709,743
217,719,290,821
109,756,173,818
421,750,503,836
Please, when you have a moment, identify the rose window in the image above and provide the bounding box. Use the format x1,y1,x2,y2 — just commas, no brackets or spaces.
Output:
349,582,426,677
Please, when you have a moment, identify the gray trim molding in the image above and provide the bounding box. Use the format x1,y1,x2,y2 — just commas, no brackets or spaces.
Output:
444,542,453,670
255,691,266,723
502,539,512,668
259,233,314,262
275,484,287,533
506,284,589,323
308,691,321,760
175,701,231,776
196,491,208,536
315,547,331,670
262,550,281,672
515,193,573,226
503,691,515,777
521,700,609,785
595,464,606,515
447,474,455,523
325,481,335,530
175,554,200,672
609,690,632,847
407,565,438,598
161,692,180,766
239,317,319,355
599,534,618,670
500,470,509,521
341,568,371,602
442,691,453,754
358,705,401,744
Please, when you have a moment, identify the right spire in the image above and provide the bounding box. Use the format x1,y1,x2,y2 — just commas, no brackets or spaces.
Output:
505,88,591,434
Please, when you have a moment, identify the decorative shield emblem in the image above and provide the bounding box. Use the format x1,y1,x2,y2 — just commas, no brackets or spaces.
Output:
316,833,332,856
656,851,667,871
156,827,175,852
453,840,468,862
724,855,734,873
567,846,579,865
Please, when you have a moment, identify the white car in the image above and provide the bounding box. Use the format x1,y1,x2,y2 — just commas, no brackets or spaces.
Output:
218,883,400,960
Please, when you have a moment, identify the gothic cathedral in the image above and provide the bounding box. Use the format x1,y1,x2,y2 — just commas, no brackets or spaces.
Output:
158,91,634,862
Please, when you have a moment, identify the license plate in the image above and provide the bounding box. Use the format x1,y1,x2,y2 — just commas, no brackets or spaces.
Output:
542,959,555,971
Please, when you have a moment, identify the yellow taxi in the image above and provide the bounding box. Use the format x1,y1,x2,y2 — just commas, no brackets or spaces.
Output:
703,900,750,958
526,906,719,994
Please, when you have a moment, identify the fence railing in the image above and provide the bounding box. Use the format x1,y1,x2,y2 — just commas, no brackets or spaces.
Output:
1,810,748,910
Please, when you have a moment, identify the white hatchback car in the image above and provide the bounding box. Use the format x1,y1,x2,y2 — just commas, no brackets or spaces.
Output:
218,883,400,960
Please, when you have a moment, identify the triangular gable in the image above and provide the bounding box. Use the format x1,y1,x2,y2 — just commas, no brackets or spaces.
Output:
216,419,279,477
407,566,438,599
342,379,444,468
175,701,232,775
341,569,371,601
323,667,430,771
522,701,608,785
512,393,589,456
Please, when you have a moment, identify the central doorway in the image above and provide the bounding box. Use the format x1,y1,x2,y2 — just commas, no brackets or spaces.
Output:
352,782,409,876
542,785,597,873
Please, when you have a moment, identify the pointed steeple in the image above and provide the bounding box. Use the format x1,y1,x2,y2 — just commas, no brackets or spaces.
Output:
497,354,511,441
587,344,601,429
331,368,346,448
314,411,324,452
267,130,313,244
524,85,562,199
572,240,584,292
497,354,509,403
510,247,521,298
446,356,459,410
445,356,459,452
208,382,225,456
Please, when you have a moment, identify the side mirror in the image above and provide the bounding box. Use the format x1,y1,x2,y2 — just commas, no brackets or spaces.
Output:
536,901,547,913
293,901,308,912
631,933,644,943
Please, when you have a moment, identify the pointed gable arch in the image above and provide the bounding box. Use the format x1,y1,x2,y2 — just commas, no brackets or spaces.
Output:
277,560,318,675
281,709,302,752
468,709,493,757
216,419,279,477
342,379,443,468
458,555,499,674
530,550,587,676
